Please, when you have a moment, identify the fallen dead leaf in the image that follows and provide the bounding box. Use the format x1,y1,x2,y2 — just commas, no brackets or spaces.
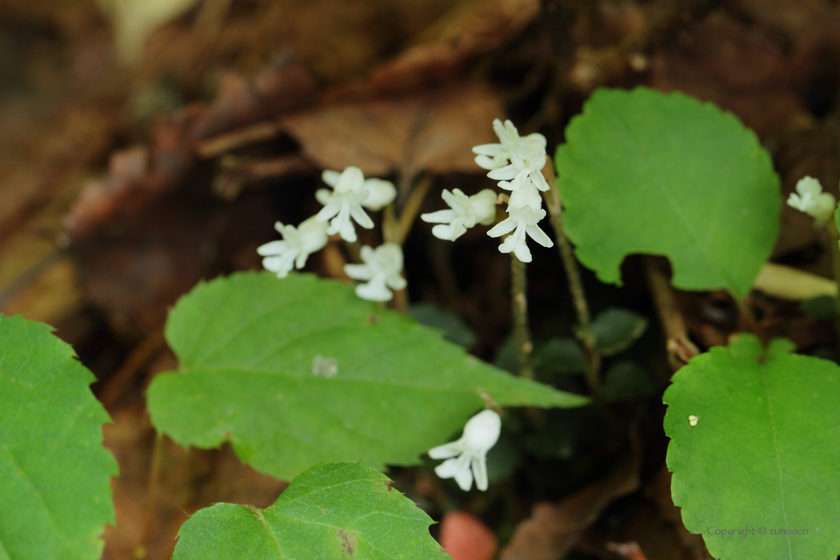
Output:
363,0,540,95
499,455,640,560
280,83,503,183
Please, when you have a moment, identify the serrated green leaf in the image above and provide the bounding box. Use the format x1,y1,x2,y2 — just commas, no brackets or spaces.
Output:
590,308,648,356
556,87,780,298
172,462,450,560
664,334,840,560
0,315,117,560
148,272,587,480
409,303,476,348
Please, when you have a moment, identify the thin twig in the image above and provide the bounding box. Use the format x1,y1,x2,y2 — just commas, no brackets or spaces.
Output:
142,432,165,550
394,174,434,246
541,163,600,391
643,257,699,375
511,256,535,380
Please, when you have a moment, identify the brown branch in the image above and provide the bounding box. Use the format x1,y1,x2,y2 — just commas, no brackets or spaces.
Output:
541,163,600,391
643,257,699,374
511,255,535,380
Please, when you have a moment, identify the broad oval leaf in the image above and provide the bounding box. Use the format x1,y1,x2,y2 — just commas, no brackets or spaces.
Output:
147,272,587,480
555,87,780,298
0,315,116,560
664,335,840,560
173,462,450,560
590,307,648,357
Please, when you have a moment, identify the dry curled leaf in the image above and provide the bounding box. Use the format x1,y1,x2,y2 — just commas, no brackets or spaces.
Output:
281,84,504,180
500,456,640,560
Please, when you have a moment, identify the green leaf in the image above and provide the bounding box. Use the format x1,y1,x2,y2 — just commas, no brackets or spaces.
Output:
172,462,450,560
598,361,656,402
148,272,587,480
589,308,648,356
556,87,780,298
532,337,588,377
0,315,116,560
409,303,476,348
664,334,840,560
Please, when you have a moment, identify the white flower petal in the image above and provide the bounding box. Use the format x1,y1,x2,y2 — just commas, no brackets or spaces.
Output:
356,279,393,302
421,209,457,224
362,178,397,211
257,240,288,256
488,164,519,181
321,169,342,187
344,263,373,281
472,457,489,491
527,224,554,248
487,218,516,238
472,143,505,156
428,440,465,459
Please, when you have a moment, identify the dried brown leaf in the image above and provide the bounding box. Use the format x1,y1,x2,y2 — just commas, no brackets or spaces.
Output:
281,84,503,179
500,456,640,560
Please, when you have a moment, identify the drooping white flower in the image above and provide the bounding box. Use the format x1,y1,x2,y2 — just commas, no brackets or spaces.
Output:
420,188,497,241
428,409,501,492
787,176,836,227
344,243,407,302
315,166,376,242
473,119,549,194
321,169,397,211
257,216,329,278
487,205,554,263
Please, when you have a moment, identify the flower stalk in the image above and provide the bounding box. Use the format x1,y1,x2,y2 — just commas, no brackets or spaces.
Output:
541,162,601,391
511,255,535,380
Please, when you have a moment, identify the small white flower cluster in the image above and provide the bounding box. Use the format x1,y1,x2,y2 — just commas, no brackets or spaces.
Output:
787,176,836,228
421,119,554,262
258,166,406,302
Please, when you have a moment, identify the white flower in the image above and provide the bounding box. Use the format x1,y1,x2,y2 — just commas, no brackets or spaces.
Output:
321,169,397,212
487,205,554,263
473,119,549,194
420,188,497,241
257,216,329,278
787,176,836,227
344,243,407,302
315,167,376,242
428,409,501,492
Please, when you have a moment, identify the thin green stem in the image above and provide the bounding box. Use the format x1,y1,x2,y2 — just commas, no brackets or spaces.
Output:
511,255,535,380
541,164,600,391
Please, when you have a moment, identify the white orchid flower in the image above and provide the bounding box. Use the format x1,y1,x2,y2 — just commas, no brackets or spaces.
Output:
321,169,397,212
429,409,501,492
257,216,329,278
315,166,376,242
420,188,497,241
787,176,836,228
487,205,554,263
344,243,407,302
473,119,549,194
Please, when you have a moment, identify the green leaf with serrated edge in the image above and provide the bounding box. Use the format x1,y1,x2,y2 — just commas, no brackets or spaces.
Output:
664,334,840,560
590,308,648,356
556,87,780,298
410,303,476,348
148,272,587,480
0,315,117,560
172,463,450,560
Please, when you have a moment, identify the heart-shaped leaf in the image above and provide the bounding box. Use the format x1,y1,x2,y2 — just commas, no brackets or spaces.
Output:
148,272,587,480
0,315,116,560
555,87,780,298
664,335,840,559
172,462,450,560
